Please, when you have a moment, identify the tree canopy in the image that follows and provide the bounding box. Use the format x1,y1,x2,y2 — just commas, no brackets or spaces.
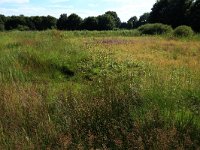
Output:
189,0,200,32
82,17,98,30
127,16,138,29
57,14,68,30
97,14,116,30
67,13,82,30
105,11,121,28
149,0,194,27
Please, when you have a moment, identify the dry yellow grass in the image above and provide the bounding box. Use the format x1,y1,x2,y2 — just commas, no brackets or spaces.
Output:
89,37,200,67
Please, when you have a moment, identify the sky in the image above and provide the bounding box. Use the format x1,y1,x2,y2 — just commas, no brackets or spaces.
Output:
0,0,156,22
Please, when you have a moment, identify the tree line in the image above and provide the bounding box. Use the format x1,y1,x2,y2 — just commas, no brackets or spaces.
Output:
0,0,199,32
0,11,149,31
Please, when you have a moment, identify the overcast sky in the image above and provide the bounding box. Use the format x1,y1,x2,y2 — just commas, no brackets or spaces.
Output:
0,0,156,21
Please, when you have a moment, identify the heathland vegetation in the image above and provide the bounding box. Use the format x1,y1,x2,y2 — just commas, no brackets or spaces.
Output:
0,30,200,149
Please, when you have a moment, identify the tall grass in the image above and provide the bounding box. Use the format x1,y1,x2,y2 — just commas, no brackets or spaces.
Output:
0,30,200,149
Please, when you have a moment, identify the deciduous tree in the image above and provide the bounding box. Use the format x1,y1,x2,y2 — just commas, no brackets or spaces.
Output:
67,13,82,30
127,16,138,29
190,0,200,32
97,14,115,30
57,14,68,30
82,17,98,30
105,11,121,28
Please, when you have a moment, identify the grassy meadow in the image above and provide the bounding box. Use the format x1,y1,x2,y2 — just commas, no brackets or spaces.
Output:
0,30,200,149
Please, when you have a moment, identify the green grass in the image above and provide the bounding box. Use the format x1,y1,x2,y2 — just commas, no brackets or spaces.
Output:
0,30,200,149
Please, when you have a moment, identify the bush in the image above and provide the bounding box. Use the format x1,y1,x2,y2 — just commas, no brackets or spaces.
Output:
173,25,194,37
138,23,173,35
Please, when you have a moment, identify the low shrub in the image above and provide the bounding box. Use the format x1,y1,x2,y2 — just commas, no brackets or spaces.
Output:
138,23,173,35
173,25,194,37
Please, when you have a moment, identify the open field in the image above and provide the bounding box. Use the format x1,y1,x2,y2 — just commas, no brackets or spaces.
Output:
0,30,200,149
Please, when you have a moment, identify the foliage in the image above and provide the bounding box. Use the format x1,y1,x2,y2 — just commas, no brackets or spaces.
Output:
82,17,98,30
105,11,121,28
120,22,128,29
44,15,57,29
189,0,200,32
127,16,138,29
149,0,193,28
0,19,4,31
97,14,116,30
16,25,30,31
0,14,7,23
138,13,150,26
173,25,194,37
57,14,68,30
0,24,4,31
5,15,26,30
2,15,56,31
67,13,82,30
138,23,173,35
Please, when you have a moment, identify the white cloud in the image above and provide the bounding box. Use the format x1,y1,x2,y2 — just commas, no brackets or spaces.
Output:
0,0,29,3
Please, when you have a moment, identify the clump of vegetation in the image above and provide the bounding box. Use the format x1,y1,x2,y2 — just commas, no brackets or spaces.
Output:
138,23,173,35
173,25,194,37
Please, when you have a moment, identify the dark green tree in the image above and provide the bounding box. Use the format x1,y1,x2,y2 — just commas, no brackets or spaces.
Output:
148,0,169,24
149,0,193,27
189,0,200,32
105,11,121,28
127,16,138,29
42,15,57,29
97,14,115,30
31,16,56,30
5,15,27,30
32,16,43,30
67,13,82,30
120,22,128,29
0,15,6,31
82,17,98,30
0,14,7,23
0,19,4,31
57,14,68,30
25,17,36,30
138,13,150,26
